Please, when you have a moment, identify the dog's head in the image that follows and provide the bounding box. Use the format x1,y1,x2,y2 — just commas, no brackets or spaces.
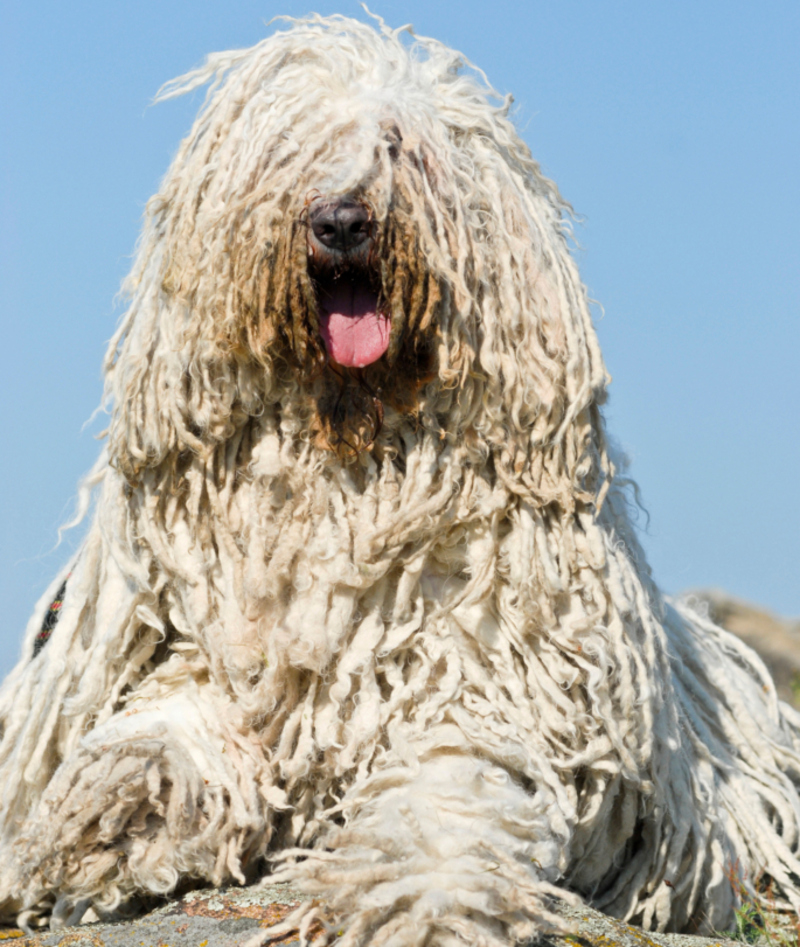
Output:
106,15,609,505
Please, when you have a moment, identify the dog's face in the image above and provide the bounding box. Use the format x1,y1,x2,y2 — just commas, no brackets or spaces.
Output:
262,130,446,455
303,189,415,453
108,17,609,503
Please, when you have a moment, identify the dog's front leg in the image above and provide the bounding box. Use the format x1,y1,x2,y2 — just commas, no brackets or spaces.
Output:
5,674,279,927
263,749,574,947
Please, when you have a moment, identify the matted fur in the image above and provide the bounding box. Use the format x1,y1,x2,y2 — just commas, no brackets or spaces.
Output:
2,14,800,944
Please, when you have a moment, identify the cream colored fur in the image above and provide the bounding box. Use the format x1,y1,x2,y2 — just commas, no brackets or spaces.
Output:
1,14,799,945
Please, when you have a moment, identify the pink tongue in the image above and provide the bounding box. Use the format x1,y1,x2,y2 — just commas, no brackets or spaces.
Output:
319,280,390,368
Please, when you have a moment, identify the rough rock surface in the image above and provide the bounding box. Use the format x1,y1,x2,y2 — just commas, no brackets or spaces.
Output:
0,884,741,947
0,884,310,946
3,590,797,947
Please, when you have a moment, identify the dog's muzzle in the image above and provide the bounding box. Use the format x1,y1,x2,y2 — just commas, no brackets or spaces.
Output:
307,198,390,369
309,199,372,256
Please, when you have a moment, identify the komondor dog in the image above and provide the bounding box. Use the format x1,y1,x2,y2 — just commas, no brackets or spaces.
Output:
2,14,800,945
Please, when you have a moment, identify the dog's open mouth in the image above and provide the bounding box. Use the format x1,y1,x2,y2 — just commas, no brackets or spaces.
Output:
317,277,390,369
306,197,392,370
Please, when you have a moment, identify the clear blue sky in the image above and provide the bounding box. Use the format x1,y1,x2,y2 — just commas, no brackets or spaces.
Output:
1,1,798,675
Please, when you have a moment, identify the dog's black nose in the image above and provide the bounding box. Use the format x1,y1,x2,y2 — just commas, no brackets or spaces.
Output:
309,200,371,253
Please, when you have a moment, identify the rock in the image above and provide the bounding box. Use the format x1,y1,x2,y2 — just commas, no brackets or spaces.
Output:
1,883,311,946
1,885,742,947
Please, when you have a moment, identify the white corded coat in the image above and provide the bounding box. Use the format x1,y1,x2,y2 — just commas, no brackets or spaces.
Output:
1,14,799,946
